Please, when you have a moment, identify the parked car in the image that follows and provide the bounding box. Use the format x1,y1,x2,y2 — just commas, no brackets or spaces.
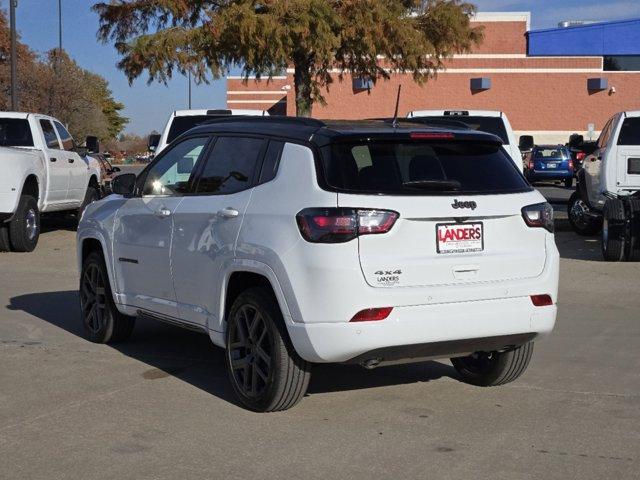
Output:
567,134,597,173
91,154,121,195
149,108,269,155
524,145,575,188
568,111,640,261
407,110,523,171
78,117,559,412
0,112,101,252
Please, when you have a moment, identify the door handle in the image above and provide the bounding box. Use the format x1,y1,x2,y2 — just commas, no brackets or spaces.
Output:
155,207,172,218
50,157,57,162
68,158,75,163
217,207,239,218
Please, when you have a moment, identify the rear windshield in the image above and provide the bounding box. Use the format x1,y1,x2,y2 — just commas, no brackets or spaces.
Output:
534,147,569,159
167,115,217,144
413,116,509,144
0,118,34,147
322,140,530,195
617,118,640,146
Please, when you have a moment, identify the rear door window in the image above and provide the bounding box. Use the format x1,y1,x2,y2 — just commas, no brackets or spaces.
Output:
322,140,529,195
617,118,640,146
196,136,265,194
0,118,34,147
53,121,74,151
39,120,60,149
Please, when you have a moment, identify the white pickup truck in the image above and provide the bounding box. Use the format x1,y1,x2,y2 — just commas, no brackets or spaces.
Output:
0,112,101,252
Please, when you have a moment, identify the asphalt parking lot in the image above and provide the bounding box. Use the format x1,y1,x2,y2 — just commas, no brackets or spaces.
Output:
1,185,639,479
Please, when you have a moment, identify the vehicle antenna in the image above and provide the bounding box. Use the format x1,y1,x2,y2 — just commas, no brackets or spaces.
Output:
392,85,402,129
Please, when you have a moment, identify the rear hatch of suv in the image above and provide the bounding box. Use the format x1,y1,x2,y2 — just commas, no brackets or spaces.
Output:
320,133,549,288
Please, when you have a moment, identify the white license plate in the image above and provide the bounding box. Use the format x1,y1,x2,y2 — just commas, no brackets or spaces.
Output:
436,223,484,254
547,163,558,169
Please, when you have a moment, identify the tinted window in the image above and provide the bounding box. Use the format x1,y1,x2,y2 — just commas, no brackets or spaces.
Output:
323,140,529,195
534,147,569,159
413,116,509,144
39,120,60,149
53,121,74,151
258,141,284,184
597,119,613,148
197,137,264,194
617,118,640,146
604,56,640,71
0,119,34,147
167,115,218,144
142,136,208,196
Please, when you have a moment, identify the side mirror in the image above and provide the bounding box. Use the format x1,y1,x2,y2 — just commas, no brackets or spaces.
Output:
148,134,161,152
86,135,100,154
112,173,136,196
518,135,534,151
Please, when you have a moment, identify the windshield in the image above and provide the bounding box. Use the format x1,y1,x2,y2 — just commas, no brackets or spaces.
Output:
167,115,220,144
412,116,509,144
0,119,34,147
322,140,530,195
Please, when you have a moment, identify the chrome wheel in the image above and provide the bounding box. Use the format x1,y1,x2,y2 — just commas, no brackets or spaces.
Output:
228,305,273,398
570,198,591,230
25,208,38,241
80,263,108,335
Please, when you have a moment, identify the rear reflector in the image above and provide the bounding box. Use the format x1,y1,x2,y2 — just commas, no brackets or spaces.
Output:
530,294,553,307
410,132,455,140
350,307,393,322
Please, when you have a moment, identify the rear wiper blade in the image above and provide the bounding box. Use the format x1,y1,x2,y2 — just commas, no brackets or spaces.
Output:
403,180,462,191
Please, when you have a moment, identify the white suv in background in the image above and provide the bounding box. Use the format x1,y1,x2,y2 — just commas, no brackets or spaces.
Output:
407,110,523,171
77,117,558,412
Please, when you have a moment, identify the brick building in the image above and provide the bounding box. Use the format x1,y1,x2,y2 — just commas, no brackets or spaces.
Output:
227,12,640,144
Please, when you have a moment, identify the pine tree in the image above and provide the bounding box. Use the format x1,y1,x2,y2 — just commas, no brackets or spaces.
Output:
94,0,482,117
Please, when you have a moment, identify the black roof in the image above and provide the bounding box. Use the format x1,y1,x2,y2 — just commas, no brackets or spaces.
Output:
185,116,503,146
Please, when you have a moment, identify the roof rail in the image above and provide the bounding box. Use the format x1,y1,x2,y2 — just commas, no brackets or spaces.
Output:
202,116,326,127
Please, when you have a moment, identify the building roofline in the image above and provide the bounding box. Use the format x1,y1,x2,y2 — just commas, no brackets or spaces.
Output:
529,17,640,34
472,12,531,31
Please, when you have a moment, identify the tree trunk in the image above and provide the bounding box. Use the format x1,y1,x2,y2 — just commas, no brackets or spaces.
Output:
293,57,312,118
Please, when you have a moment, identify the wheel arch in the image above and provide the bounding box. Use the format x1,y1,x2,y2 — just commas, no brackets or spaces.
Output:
78,233,120,306
22,174,40,201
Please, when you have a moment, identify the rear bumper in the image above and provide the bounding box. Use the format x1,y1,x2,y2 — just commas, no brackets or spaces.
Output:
288,297,556,363
0,192,19,218
527,170,573,181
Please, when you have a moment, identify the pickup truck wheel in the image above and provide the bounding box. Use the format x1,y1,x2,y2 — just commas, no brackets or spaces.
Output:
567,191,602,236
9,195,40,252
225,287,311,412
80,251,135,343
451,342,534,387
624,198,640,261
0,225,10,252
602,199,626,262
78,186,100,222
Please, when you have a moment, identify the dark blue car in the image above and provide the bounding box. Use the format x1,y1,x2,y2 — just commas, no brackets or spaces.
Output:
524,145,574,188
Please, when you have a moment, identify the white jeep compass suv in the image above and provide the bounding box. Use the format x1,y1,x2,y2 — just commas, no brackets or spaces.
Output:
77,117,559,412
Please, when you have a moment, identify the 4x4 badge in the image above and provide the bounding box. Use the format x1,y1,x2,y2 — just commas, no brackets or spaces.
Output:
452,199,477,210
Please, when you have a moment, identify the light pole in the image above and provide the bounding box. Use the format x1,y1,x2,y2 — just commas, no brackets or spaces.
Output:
58,0,62,54
188,71,192,109
10,0,18,110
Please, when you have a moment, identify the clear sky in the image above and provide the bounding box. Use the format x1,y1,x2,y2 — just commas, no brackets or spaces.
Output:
11,0,640,135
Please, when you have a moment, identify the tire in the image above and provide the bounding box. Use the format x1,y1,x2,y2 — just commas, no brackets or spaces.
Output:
625,198,640,262
0,224,11,252
78,186,100,222
8,195,40,252
602,199,626,262
79,251,135,343
564,176,573,188
225,287,311,412
567,191,602,236
451,342,534,387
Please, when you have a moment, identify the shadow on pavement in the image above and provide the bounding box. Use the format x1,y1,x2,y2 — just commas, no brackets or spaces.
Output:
7,290,456,406
554,231,602,261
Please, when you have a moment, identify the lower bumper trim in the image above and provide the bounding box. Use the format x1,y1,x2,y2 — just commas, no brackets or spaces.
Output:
345,332,537,364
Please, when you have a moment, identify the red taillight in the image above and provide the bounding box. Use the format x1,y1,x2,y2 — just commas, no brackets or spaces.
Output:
531,294,553,307
296,208,398,243
350,307,393,322
522,202,554,233
528,159,534,170
568,159,574,170
410,132,455,140
576,152,586,161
